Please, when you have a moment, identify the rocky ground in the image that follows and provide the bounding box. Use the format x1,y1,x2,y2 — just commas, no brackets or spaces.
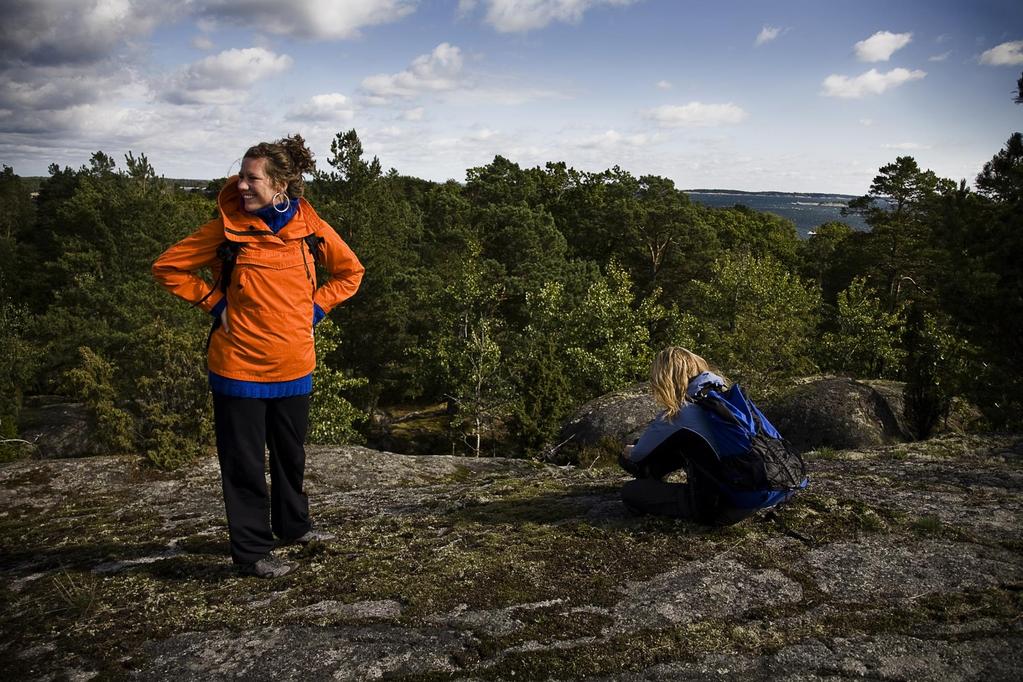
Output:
1,434,1022,680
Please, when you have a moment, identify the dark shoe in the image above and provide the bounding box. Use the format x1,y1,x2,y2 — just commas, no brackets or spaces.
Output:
238,554,294,579
292,528,336,545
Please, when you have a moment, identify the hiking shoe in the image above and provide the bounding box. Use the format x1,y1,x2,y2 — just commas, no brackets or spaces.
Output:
292,528,336,545
238,555,294,579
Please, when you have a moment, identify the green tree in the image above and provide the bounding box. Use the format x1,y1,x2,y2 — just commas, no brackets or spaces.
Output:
563,262,660,394
311,129,429,403
628,176,719,298
26,152,218,466
519,263,659,403
846,156,940,310
683,252,820,394
976,132,1023,204
464,155,540,208
475,202,567,319
551,166,641,266
0,301,38,460
969,133,1023,423
415,239,510,456
903,303,975,439
62,346,136,455
797,221,856,295
819,277,905,378
700,204,800,268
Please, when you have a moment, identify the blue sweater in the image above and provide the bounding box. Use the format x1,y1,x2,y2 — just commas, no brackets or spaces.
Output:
208,197,323,398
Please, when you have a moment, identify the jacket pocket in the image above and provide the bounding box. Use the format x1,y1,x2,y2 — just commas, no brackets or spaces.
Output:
231,256,311,313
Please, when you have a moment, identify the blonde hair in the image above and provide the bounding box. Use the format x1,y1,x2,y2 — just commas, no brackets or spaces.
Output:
650,346,721,419
244,133,315,198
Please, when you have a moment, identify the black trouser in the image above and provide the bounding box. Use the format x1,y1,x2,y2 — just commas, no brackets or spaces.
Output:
620,433,753,527
212,393,312,564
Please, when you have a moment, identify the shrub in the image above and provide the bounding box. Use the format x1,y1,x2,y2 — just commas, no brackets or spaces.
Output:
308,318,368,445
62,346,136,454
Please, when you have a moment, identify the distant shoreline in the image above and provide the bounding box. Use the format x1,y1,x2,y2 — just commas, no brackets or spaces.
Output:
685,189,859,199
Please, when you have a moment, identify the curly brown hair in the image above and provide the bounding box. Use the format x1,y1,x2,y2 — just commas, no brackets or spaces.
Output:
244,133,316,198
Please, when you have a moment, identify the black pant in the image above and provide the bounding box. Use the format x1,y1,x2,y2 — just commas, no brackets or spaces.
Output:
620,433,753,527
212,393,312,564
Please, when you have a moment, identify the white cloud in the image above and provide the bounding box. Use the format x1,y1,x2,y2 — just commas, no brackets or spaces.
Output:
287,93,355,122
980,41,1023,66
361,43,464,99
445,85,567,106
192,34,214,51
575,129,651,149
755,25,782,47
196,0,417,40
0,61,155,136
0,0,167,66
821,68,925,98
928,51,950,62
647,102,748,127
423,129,503,154
859,118,874,126
481,0,638,33
656,80,672,90
881,142,931,150
854,31,913,62
162,47,293,105
1,68,123,112
468,128,498,141
402,107,425,120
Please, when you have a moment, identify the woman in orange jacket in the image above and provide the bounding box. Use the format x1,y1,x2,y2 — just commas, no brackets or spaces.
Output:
153,134,364,578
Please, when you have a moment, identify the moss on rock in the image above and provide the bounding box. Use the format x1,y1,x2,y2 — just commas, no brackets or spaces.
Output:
1,435,1021,680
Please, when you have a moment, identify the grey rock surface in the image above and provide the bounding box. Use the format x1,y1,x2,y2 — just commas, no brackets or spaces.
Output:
1,433,1021,680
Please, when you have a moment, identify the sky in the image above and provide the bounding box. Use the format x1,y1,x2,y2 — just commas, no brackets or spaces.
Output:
1,0,1021,194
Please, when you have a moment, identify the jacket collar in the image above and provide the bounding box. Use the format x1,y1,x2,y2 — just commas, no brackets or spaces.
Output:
218,176,318,243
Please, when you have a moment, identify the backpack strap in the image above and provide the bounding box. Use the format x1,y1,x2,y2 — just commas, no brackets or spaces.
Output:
191,240,242,309
694,391,750,433
304,234,325,262
195,241,242,350
216,241,243,293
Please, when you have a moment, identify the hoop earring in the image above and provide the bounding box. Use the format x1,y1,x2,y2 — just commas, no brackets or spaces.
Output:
272,191,290,213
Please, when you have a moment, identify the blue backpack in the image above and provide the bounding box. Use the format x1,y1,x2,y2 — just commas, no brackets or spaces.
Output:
688,383,809,510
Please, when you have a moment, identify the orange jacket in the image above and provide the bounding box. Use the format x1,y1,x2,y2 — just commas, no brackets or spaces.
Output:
152,178,364,382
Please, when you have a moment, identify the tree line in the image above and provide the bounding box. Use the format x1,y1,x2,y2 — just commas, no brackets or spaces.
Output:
1,129,1020,466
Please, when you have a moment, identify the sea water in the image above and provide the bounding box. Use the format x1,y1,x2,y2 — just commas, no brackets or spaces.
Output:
685,191,869,239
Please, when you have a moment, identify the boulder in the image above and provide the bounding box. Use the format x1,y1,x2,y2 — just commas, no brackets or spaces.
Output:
17,396,99,458
556,377,933,456
556,382,658,452
763,377,914,452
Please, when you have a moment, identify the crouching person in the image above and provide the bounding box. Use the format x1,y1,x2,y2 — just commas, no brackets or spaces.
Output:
620,347,807,526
